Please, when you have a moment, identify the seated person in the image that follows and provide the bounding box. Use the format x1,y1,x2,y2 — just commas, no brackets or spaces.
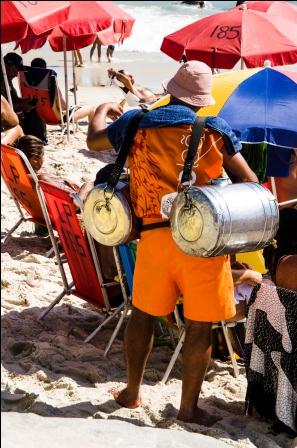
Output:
31,58,48,70
1,53,47,142
263,206,297,283
275,255,297,291
15,135,81,194
1,95,24,145
15,136,122,298
29,57,96,124
229,260,264,322
108,68,157,106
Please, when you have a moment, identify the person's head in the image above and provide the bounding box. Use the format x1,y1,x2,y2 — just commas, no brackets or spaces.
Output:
31,58,47,69
16,135,44,172
3,53,23,79
118,69,135,85
162,61,215,111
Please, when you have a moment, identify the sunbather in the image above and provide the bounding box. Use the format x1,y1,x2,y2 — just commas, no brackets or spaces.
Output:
15,135,81,194
1,53,47,142
29,58,96,123
108,68,156,106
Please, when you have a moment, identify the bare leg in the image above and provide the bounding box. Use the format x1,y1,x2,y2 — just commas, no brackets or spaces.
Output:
109,307,155,408
97,44,101,63
1,125,24,145
77,50,83,66
73,51,78,66
90,42,96,61
177,319,220,426
78,181,94,202
73,105,96,122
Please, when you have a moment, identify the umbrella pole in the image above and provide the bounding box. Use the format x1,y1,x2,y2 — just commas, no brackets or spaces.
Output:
240,58,244,70
63,35,70,142
1,47,13,108
71,51,78,106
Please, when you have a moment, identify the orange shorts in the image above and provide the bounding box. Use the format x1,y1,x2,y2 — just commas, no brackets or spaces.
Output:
132,228,235,322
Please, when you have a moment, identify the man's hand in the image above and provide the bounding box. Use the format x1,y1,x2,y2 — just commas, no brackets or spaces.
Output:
105,102,124,120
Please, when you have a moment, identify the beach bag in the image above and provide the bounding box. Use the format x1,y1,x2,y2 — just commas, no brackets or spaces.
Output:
84,110,147,246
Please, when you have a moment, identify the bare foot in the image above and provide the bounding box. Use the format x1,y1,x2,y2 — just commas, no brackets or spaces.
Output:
177,408,221,427
108,387,142,409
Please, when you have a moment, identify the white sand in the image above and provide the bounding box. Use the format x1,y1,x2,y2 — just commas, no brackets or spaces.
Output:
1,86,295,448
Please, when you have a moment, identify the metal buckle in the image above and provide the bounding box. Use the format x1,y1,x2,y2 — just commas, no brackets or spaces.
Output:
102,185,115,212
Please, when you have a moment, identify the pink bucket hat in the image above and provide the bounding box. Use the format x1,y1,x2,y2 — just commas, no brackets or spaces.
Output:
162,61,215,107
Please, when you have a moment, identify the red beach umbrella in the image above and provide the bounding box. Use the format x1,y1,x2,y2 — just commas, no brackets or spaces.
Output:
15,1,135,52
242,1,297,23
1,1,71,44
160,4,297,69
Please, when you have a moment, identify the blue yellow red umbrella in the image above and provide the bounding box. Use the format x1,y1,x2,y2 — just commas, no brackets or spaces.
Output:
151,66,297,180
198,66,297,149
152,67,297,148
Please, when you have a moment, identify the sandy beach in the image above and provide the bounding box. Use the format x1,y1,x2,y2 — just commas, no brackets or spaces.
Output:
1,75,295,448
2,0,297,442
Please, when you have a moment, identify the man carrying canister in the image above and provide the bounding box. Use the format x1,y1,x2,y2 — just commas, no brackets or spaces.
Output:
87,61,257,425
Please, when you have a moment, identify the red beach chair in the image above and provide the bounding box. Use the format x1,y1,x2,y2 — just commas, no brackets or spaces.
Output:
18,67,79,134
38,180,130,352
19,67,63,125
1,144,48,240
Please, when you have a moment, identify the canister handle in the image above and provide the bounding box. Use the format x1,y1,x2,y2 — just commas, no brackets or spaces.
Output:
180,117,206,189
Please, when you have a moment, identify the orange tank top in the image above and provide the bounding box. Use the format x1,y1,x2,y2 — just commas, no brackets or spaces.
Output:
128,124,224,219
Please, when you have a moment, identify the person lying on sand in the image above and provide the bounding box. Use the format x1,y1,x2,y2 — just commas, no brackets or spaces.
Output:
108,68,157,106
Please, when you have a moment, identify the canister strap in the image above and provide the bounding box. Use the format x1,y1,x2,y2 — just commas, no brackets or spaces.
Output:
107,109,148,190
180,117,206,186
141,221,170,232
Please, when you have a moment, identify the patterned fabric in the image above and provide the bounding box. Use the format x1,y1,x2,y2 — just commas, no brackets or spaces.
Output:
245,283,297,435
107,104,242,154
129,124,226,219
107,104,241,220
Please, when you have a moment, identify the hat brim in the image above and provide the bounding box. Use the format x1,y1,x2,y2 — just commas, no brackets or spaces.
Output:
162,78,215,107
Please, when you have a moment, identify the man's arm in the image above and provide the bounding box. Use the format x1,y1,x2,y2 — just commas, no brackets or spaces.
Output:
87,103,123,152
1,125,24,146
1,96,19,130
222,147,258,183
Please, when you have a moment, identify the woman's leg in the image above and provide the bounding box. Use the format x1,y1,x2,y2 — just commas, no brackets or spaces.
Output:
77,50,83,66
97,44,102,62
90,42,96,61
73,105,96,122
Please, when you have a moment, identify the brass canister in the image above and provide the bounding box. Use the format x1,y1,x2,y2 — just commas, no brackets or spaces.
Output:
83,181,140,246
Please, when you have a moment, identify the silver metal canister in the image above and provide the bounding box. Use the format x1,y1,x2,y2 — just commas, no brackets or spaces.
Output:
83,181,140,246
170,182,279,257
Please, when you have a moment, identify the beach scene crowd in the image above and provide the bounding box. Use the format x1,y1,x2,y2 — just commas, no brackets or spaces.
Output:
1,1,297,447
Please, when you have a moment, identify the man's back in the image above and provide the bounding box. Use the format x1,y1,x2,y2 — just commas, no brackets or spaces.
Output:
106,104,241,220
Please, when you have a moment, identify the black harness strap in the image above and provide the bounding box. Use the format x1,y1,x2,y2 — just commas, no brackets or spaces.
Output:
180,117,206,185
107,109,148,190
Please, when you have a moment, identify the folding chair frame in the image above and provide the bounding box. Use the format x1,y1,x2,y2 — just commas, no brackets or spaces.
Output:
37,188,131,356
56,79,81,138
160,309,242,384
